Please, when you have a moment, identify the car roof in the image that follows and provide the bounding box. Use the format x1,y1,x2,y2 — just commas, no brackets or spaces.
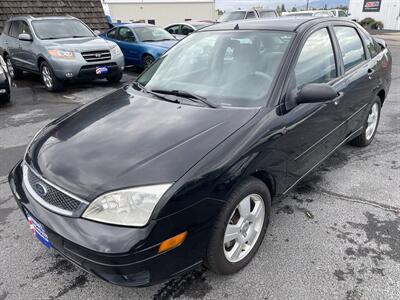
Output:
114,23,156,29
9,15,76,21
201,17,348,32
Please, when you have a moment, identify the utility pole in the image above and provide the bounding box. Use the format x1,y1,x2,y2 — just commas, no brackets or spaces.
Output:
306,0,309,10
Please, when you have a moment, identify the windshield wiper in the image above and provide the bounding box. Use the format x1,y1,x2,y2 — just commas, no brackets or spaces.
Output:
141,39,156,42
132,82,180,104
150,89,217,108
72,35,91,38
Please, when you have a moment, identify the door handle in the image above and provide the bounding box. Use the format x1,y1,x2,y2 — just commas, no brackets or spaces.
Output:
332,92,344,106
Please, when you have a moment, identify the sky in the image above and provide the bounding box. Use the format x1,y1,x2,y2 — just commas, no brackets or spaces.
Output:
215,0,349,10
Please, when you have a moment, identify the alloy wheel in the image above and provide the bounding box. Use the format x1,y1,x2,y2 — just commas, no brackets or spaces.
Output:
365,102,379,140
223,194,265,263
41,66,53,89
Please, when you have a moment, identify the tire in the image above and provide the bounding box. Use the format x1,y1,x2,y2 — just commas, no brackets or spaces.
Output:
40,61,63,92
206,177,271,275
5,55,23,80
143,55,155,69
0,93,10,104
349,96,381,147
107,70,123,83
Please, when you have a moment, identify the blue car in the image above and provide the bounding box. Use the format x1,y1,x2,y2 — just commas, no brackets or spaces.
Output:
100,23,177,69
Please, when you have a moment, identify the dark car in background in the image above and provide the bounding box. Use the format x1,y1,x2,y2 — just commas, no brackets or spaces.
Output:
100,23,177,69
164,21,214,40
0,16,124,92
0,56,10,103
9,17,391,287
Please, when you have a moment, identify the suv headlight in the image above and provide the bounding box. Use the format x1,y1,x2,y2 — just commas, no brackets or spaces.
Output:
110,44,122,56
82,184,172,226
48,49,75,59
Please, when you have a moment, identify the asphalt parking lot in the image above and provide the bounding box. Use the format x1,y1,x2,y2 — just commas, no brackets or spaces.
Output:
0,37,399,300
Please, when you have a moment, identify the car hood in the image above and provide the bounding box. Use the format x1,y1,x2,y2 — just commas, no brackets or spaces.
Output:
42,37,115,51
28,86,258,200
144,40,177,49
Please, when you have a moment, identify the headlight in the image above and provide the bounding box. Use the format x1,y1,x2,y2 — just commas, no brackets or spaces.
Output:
110,44,122,56
48,49,75,59
82,184,172,226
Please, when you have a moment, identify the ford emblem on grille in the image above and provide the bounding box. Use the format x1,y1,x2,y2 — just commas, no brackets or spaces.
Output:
34,182,47,197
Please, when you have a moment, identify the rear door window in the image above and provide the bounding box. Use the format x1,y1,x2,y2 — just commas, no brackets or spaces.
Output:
334,26,366,72
9,21,20,38
2,22,11,35
295,28,337,87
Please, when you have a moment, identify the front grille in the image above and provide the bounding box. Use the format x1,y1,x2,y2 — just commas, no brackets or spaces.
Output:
27,169,82,212
81,50,111,62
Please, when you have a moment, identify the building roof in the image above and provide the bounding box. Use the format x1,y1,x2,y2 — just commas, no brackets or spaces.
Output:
0,0,109,32
202,17,343,32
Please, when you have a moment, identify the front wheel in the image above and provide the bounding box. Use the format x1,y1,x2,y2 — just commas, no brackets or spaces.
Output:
143,55,154,69
40,62,63,92
206,177,271,275
349,96,381,147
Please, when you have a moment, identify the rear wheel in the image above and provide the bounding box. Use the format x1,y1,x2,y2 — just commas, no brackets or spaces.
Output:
350,96,381,147
40,61,63,92
143,55,155,69
206,177,271,274
5,55,23,80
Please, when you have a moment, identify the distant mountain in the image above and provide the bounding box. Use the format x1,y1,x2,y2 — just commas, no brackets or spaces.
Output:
216,0,349,11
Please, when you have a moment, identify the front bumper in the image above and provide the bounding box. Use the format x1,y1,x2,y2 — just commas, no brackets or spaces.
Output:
48,52,125,81
8,161,223,286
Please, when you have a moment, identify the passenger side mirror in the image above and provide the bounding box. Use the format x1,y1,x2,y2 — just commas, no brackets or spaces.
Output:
18,33,32,41
296,83,339,104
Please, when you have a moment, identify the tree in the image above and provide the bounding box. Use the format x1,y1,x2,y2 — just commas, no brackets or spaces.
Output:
276,5,282,15
291,6,297,12
281,3,286,12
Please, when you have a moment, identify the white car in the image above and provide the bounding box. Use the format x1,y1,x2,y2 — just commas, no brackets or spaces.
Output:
164,21,214,40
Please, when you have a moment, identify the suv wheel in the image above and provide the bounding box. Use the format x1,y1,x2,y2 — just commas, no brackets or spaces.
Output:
5,56,23,80
40,62,63,92
206,177,271,274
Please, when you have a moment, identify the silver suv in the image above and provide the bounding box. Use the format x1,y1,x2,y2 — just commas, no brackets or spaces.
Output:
0,16,125,92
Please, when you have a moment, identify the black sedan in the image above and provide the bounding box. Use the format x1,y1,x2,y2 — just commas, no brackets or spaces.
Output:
0,56,10,104
9,17,391,286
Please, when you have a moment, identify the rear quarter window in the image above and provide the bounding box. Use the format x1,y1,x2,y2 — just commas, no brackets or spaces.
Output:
334,26,366,72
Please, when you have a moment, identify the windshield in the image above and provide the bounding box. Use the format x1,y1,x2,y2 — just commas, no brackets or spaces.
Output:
217,11,246,22
32,19,94,40
134,27,175,42
137,31,293,108
193,23,212,30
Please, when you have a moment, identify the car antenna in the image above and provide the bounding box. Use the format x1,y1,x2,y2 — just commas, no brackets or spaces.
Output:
234,24,239,30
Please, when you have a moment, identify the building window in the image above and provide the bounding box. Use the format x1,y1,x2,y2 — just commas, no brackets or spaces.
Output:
148,19,155,25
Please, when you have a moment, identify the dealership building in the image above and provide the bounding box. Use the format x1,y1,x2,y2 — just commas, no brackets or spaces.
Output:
103,0,216,27
349,0,400,30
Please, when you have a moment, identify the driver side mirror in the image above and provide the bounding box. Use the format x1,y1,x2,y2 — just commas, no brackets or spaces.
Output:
286,83,339,110
18,33,32,41
296,83,339,104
